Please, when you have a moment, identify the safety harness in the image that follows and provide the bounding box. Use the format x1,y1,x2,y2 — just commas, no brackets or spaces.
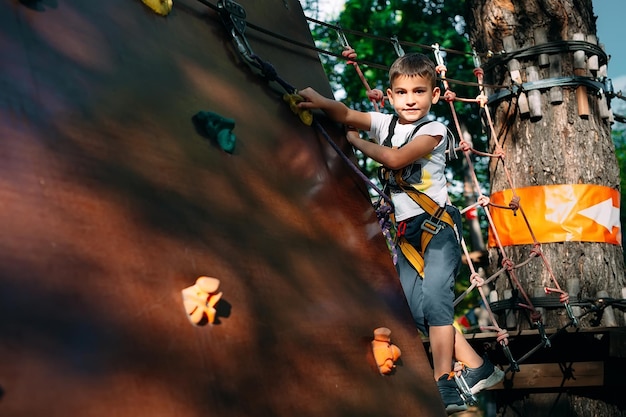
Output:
380,116,456,277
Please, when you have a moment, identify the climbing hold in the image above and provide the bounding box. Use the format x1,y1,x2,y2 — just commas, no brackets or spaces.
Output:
371,327,401,375
193,111,237,153
283,93,313,126
141,0,173,16
181,276,223,325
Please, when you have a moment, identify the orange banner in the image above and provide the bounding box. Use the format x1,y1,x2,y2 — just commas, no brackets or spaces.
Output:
488,184,621,247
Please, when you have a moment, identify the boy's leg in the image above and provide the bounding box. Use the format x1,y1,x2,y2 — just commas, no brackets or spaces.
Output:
395,250,426,333
454,328,483,368
429,325,455,380
419,211,467,413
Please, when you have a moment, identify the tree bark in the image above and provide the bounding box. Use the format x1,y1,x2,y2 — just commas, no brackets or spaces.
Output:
465,0,625,415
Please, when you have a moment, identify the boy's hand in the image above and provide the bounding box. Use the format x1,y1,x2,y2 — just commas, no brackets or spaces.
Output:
345,128,360,145
296,87,327,110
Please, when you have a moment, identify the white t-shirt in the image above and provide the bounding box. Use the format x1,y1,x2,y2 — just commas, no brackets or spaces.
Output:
368,112,449,221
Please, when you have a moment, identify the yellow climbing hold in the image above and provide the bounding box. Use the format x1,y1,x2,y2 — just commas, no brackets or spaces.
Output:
141,0,173,16
283,93,313,126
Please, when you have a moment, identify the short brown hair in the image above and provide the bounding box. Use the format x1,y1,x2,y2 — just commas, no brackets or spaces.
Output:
388,53,438,88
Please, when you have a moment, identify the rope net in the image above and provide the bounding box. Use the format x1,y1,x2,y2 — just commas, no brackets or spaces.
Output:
203,0,625,375
303,16,623,373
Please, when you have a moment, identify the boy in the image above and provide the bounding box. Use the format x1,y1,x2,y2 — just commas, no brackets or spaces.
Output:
298,52,503,414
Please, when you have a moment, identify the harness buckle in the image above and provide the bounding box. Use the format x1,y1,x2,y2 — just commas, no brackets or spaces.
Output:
421,217,444,235
396,221,407,237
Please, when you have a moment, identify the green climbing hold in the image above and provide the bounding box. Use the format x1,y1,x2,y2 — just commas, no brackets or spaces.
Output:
193,111,237,154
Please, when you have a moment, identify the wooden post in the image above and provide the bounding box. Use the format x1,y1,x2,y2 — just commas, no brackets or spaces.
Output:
549,54,563,104
488,289,501,331
586,34,599,74
503,288,518,329
503,35,529,116
567,278,581,320
622,287,626,324
533,286,545,322
527,66,542,120
534,27,549,68
597,290,617,327
597,43,612,120
573,33,589,117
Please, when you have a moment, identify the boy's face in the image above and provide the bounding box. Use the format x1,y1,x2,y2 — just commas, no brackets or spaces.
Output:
387,74,440,124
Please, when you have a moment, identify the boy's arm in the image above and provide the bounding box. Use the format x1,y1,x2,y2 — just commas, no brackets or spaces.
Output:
347,133,440,170
297,87,371,131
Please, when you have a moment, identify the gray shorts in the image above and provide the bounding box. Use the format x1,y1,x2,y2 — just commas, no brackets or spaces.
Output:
395,205,462,335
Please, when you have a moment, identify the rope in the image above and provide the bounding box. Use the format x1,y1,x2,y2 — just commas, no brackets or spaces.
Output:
198,0,625,377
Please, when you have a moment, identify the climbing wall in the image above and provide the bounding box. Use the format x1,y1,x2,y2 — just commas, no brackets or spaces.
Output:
0,0,446,416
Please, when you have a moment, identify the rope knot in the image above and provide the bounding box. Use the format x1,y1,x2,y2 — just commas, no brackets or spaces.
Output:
530,243,542,257
367,89,385,107
508,195,520,211
477,195,490,207
479,326,510,346
469,272,484,287
443,89,456,102
476,93,488,107
545,287,570,303
342,47,357,65
530,311,542,322
473,67,484,78
501,257,514,271
459,139,471,152
254,56,278,81
496,328,510,345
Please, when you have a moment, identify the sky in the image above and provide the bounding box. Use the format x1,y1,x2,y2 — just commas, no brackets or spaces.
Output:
309,0,625,120
594,1,625,85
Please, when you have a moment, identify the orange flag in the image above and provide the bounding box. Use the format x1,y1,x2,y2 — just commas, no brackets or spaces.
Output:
488,184,621,247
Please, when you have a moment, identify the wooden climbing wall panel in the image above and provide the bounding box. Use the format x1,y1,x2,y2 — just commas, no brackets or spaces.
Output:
0,1,445,416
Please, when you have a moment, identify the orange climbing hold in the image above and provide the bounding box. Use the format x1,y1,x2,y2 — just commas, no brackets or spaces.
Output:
182,276,223,325
371,327,401,375
489,184,621,246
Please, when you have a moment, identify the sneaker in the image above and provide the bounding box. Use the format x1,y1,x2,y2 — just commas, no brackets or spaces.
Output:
461,356,504,394
437,374,468,415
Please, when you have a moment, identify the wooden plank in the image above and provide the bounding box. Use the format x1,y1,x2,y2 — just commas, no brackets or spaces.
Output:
490,362,604,390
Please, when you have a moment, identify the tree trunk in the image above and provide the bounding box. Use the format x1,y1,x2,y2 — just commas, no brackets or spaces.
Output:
465,0,625,415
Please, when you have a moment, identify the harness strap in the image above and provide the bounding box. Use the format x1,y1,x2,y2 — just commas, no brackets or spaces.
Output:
394,171,456,277
383,115,433,149
381,116,455,277
398,236,425,276
379,116,434,195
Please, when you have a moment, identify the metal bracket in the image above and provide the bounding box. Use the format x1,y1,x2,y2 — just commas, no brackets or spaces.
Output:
432,43,445,66
390,35,404,57
535,320,551,348
502,344,520,372
217,0,254,63
564,302,579,327
454,374,478,406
